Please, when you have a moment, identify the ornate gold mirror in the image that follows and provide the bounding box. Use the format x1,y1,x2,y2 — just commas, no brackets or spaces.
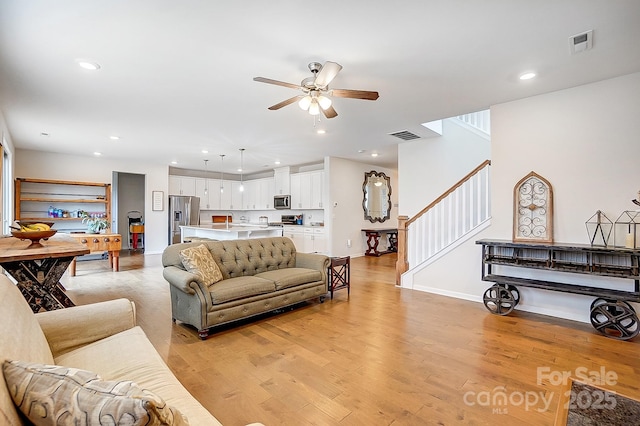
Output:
363,171,392,223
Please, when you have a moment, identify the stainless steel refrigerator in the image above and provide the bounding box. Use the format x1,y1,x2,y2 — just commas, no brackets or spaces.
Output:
168,196,200,245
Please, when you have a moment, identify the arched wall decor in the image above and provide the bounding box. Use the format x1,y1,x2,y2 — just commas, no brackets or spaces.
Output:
513,171,554,243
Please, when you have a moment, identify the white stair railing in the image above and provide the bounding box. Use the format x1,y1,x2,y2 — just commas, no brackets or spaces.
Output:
456,110,491,135
396,160,491,282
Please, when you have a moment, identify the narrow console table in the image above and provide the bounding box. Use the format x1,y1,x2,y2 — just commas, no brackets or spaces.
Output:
0,234,89,312
362,228,398,256
477,239,640,340
66,233,122,276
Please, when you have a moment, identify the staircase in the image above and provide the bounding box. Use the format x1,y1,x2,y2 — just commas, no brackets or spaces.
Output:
396,160,491,285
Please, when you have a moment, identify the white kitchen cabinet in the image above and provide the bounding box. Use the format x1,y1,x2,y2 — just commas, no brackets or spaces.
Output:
303,227,326,254
258,178,275,209
230,181,244,210
290,171,323,209
169,176,196,196
290,173,302,209
219,179,232,211
284,226,325,254
195,178,222,210
274,167,290,195
310,171,323,209
283,226,305,250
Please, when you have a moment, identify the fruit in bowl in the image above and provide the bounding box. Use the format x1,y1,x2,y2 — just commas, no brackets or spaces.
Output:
11,222,57,248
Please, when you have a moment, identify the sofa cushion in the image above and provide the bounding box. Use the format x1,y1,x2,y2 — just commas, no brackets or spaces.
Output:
179,244,223,286
256,268,323,290
209,276,276,305
2,360,188,425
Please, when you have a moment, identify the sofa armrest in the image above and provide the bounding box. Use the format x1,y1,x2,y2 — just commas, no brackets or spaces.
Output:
163,265,200,294
36,298,136,358
295,252,330,283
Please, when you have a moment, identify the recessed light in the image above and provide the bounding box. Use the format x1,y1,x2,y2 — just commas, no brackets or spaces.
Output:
94,152,102,156
202,150,208,154
519,72,536,80
237,168,243,172
109,135,120,140
170,161,178,165
316,129,326,134
274,161,281,165
358,149,365,153
371,152,379,157
77,60,101,71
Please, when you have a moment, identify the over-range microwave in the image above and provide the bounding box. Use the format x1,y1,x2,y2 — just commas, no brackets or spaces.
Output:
274,194,291,210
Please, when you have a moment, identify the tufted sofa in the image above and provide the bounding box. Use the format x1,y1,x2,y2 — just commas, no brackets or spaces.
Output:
162,237,330,339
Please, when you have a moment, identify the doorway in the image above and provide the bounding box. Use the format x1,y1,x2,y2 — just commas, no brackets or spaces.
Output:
112,171,145,251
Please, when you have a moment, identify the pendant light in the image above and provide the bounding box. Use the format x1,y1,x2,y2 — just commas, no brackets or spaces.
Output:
239,148,245,192
219,154,225,193
203,159,209,195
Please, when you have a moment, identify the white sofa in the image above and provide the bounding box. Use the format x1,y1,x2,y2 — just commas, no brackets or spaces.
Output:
0,273,262,425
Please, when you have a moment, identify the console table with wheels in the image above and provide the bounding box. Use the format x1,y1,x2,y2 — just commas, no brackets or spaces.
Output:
476,239,640,341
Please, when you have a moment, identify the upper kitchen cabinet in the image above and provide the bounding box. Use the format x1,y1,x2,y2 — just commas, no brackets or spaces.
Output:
169,176,196,196
195,178,222,210
274,167,291,195
243,178,274,210
290,170,323,209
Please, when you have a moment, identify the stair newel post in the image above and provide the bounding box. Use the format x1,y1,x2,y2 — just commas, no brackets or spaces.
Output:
396,215,409,285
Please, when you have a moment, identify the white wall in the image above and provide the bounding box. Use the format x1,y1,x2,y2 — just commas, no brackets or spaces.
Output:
406,72,640,323
15,149,169,254
398,118,491,217
326,156,398,258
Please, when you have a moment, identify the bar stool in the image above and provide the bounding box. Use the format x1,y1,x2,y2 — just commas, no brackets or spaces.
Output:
328,256,350,299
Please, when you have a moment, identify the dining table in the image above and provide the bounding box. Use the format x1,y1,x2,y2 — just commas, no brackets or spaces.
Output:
0,233,90,312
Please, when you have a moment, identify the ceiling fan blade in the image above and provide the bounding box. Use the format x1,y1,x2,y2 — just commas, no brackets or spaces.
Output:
268,95,303,110
253,77,301,90
314,61,343,88
321,105,338,119
330,88,379,100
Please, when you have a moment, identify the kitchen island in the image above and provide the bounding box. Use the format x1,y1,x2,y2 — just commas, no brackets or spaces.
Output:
179,224,283,242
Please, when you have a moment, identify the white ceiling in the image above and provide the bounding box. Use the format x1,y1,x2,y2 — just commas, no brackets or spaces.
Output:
1,1,639,176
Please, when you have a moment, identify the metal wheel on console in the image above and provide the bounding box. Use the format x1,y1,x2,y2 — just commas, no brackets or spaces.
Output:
589,300,639,341
483,284,516,316
591,297,636,313
498,284,520,306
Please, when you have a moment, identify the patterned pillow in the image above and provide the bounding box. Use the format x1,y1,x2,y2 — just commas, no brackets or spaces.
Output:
2,360,189,425
179,244,223,285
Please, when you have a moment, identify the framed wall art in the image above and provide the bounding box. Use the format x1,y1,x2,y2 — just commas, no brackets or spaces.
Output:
152,190,164,211
513,171,553,243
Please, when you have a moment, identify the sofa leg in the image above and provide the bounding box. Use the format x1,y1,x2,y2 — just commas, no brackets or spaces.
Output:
319,296,326,303
198,329,210,340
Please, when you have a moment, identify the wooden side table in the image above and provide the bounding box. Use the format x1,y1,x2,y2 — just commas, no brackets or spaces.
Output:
66,233,122,276
328,256,350,299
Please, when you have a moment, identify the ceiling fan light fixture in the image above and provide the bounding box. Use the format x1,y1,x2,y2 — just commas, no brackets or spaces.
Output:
317,95,332,110
298,95,312,110
308,100,320,116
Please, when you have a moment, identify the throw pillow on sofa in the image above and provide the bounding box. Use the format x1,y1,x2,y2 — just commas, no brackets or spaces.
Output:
179,244,223,286
2,360,188,425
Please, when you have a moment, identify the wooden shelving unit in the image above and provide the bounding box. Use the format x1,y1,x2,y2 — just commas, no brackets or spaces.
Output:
15,178,111,231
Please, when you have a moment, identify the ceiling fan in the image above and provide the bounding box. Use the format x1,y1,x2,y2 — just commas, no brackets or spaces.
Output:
253,61,379,119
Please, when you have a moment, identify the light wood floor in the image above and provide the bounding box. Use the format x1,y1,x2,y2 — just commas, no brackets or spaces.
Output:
63,251,640,426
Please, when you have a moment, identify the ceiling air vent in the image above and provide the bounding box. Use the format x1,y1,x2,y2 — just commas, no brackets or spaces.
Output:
569,30,593,54
389,130,421,141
